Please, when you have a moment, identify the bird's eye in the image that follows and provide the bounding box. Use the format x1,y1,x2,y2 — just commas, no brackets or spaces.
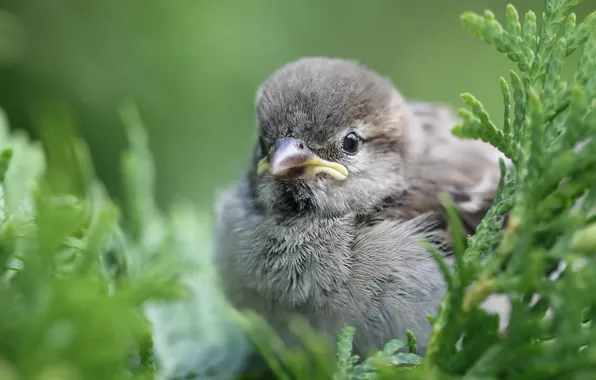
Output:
342,132,360,154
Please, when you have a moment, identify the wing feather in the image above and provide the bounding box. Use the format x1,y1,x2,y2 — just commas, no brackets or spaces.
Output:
361,101,510,249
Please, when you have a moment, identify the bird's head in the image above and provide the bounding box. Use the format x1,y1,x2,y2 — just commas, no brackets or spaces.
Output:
249,57,424,217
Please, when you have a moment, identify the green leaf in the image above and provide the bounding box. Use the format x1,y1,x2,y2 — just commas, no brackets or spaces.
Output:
452,99,513,160
567,11,596,55
505,5,522,41
336,326,356,368
570,223,596,253
382,339,406,355
388,353,422,366
500,77,513,136
119,102,161,246
461,12,485,39
0,147,12,183
521,10,537,69
406,330,418,354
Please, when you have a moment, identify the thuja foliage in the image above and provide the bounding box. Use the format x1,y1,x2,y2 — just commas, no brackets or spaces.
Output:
331,0,596,379
0,103,192,379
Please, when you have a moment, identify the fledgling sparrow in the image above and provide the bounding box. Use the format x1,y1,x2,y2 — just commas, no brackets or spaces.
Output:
213,57,505,359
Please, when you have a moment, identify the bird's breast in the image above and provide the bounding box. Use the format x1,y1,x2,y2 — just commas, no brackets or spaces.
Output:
250,214,355,308
214,184,356,310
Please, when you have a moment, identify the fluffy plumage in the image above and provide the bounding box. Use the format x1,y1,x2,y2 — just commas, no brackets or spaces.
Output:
213,57,505,358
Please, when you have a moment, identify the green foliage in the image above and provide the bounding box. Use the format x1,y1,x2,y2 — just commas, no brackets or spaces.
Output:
0,103,192,379
333,327,421,380
429,0,596,378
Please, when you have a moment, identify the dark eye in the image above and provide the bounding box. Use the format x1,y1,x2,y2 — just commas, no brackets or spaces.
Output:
342,132,360,154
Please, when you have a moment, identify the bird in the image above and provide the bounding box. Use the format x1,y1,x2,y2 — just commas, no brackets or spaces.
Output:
212,57,506,362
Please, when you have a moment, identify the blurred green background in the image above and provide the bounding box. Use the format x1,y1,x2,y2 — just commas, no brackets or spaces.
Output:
0,0,591,211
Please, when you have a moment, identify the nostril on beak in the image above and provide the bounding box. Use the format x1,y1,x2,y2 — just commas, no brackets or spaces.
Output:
298,141,305,150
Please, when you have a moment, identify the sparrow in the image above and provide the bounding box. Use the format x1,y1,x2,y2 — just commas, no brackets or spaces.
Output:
212,57,506,359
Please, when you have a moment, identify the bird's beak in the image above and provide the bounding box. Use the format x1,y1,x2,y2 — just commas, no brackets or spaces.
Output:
257,137,348,180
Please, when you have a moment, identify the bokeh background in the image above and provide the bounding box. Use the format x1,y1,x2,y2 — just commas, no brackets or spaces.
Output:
0,0,591,212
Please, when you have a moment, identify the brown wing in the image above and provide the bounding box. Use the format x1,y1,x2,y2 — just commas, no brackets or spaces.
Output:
409,101,508,231
361,101,509,248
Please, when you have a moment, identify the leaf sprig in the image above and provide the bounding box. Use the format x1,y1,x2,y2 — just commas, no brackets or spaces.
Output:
0,103,187,379
423,0,596,378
